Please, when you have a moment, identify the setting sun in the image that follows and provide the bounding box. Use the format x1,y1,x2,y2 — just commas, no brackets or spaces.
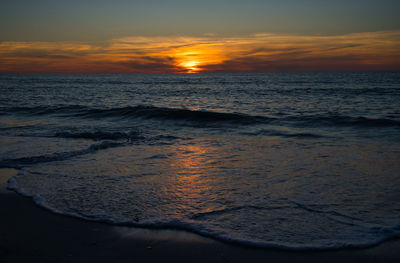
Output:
167,42,228,73
180,60,200,73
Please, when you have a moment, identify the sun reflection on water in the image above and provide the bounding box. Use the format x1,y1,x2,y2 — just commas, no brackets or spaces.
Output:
164,143,217,214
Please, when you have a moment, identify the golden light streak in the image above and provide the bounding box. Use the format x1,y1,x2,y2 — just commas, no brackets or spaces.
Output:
166,143,215,211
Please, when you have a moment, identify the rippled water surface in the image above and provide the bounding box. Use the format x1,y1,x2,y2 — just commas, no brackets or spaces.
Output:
1,72,399,249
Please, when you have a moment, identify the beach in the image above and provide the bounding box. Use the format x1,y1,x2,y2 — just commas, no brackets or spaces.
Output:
1,0,400,260
1,168,399,263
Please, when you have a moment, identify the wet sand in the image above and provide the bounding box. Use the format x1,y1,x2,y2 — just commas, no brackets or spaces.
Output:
1,168,399,263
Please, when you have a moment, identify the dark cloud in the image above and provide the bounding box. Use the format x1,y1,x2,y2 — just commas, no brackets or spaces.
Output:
118,56,184,73
323,43,364,51
199,53,392,72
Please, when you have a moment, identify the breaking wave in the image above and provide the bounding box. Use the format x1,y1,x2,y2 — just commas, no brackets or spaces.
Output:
0,141,122,168
2,105,399,128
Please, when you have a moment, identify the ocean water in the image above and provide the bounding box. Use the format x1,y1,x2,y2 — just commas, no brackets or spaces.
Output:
1,72,400,249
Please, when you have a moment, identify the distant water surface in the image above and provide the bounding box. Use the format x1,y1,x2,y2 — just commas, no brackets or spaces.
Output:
1,72,399,249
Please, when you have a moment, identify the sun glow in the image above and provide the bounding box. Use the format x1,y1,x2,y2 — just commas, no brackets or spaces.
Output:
1,31,399,73
170,43,227,73
180,60,200,73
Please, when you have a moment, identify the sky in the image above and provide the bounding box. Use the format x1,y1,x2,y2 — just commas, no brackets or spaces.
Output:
1,0,399,73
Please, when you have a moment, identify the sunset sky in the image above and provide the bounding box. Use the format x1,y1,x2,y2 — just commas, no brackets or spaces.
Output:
1,0,399,73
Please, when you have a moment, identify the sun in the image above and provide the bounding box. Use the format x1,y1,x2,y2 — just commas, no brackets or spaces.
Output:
172,44,225,73
180,60,200,73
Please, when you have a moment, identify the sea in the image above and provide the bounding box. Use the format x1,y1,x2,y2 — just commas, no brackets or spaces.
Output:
1,72,399,250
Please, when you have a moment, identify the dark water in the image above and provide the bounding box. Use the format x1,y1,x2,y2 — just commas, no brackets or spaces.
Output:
1,72,400,249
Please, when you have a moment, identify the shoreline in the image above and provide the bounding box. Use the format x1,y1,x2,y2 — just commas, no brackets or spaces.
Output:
1,168,400,262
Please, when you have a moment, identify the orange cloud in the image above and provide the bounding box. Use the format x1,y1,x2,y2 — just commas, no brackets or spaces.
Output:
0,31,399,73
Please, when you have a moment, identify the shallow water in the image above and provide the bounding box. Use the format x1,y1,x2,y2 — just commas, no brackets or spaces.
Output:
1,72,400,249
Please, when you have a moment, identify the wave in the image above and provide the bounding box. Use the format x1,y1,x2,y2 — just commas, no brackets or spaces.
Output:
2,105,400,128
72,106,271,125
5,175,400,251
52,131,185,145
0,131,187,168
1,105,272,126
0,105,86,116
190,204,291,220
283,115,400,128
242,129,324,138
54,130,143,141
0,141,122,168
